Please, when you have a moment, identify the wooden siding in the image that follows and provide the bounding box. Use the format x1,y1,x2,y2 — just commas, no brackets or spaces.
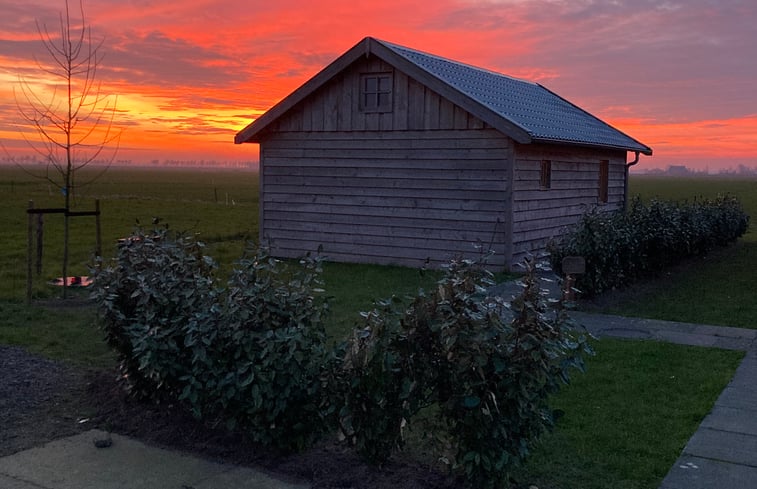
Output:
255,52,634,271
268,55,490,135
510,144,627,265
260,130,512,268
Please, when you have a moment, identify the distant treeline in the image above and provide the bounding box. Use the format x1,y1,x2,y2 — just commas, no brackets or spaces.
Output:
638,164,757,177
0,156,257,169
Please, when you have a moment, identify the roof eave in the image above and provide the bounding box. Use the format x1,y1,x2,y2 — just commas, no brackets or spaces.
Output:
235,36,534,145
532,137,653,156
234,37,375,144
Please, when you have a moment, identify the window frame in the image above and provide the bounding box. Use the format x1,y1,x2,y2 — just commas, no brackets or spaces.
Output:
539,159,552,190
598,159,609,204
359,72,394,113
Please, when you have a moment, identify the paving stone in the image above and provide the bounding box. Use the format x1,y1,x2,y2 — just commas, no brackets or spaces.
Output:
654,331,721,348
700,406,757,437
0,474,43,489
659,456,757,489
693,324,757,340
716,385,757,411
683,428,757,466
195,468,309,489
0,430,304,489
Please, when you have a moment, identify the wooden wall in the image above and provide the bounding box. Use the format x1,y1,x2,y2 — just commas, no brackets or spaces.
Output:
510,144,628,264
258,53,631,270
261,130,512,268
268,56,491,134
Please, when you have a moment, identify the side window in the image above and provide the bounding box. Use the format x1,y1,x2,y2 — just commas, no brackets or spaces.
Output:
598,160,609,203
360,73,393,112
540,159,552,190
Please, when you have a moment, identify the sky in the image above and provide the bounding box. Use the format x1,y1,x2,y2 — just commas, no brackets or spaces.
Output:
0,0,755,171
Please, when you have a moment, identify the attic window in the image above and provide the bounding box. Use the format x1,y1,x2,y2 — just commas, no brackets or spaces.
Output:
360,73,393,112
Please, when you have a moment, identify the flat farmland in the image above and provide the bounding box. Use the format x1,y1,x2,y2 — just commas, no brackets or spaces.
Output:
0,166,260,300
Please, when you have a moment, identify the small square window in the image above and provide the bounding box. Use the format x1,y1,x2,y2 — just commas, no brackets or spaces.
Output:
360,73,393,113
540,160,552,189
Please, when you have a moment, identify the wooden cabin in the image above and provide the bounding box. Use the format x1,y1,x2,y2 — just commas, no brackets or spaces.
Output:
235,37,652,270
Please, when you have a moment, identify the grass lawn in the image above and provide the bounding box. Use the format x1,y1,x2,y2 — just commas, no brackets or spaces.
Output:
0,166,751,488
593,175,757,329
515,338,742,489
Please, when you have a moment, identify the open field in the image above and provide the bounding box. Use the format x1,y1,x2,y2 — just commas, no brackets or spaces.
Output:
0,166,751,488
0,166,259,300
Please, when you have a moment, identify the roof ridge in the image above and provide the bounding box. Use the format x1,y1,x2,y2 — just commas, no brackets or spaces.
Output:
371,37,538,87
236,36,651,156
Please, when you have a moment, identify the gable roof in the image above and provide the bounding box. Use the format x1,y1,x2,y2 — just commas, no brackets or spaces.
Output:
235,37,652,156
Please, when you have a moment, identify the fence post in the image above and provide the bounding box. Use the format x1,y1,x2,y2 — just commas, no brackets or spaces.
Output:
27,200,33,304
36,213,43,276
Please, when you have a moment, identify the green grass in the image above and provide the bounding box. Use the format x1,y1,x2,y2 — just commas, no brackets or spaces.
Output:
0,166,750,489
0,165,258,300
0,300,113,368
322,262,442,340
595,175,757,328
515,338,743,489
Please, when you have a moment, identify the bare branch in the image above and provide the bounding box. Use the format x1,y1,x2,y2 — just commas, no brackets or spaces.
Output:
8,0,121,297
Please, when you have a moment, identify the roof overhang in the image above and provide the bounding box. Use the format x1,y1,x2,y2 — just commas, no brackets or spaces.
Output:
234,37,533,145
235,37,652,157
533,137,653,156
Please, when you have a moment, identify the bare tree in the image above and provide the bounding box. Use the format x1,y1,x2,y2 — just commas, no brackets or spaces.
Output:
13,0,120,297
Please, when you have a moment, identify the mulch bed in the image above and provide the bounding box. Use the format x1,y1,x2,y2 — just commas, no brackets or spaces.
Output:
0,344,466,489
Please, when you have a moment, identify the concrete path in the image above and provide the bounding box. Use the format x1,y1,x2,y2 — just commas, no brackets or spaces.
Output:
0,430,307,489
657,349,757,489
573,311,757,351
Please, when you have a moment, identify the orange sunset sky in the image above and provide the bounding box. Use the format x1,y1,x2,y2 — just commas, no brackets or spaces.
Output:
0,0,755,171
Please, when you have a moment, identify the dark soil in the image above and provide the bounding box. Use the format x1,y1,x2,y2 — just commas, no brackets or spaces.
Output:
0,345,465,489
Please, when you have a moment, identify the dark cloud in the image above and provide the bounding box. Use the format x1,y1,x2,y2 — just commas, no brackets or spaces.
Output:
102,30,245,88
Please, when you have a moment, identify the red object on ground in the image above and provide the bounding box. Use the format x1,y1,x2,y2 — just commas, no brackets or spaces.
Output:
49,276,93,287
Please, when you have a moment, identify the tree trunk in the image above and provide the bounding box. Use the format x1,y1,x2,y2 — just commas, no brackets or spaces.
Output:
62,172,70,299
62,213,69,299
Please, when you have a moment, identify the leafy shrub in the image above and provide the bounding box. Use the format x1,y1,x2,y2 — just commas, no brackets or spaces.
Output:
92,227,332,452
548,195,749,296
337,256,592,488
91,226,217,400
208,248,333,451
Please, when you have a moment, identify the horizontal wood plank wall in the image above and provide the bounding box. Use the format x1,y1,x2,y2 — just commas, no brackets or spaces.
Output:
510,144,627,266
261,130,511,268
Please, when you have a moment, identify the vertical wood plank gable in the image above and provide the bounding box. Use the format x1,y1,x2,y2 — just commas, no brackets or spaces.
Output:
393,71,409,131
268,55,487,136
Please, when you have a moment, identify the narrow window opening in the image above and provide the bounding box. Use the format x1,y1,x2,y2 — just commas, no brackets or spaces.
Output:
599,160,609,203
540,160,552,189
360,73,393,112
